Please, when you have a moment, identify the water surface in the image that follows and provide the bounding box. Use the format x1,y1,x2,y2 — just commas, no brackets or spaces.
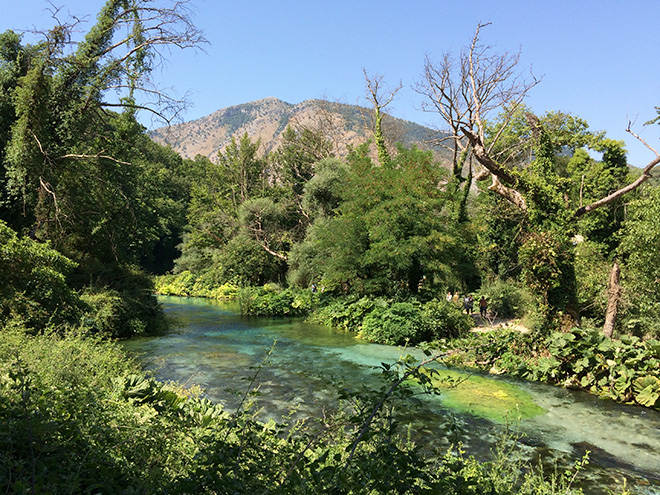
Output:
124,296,660,494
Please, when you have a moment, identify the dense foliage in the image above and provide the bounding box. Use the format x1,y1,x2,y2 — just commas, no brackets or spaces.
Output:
442,327,660,410
0,5,200,336
163,102,660,342
1,324,600,494
1,2,659,493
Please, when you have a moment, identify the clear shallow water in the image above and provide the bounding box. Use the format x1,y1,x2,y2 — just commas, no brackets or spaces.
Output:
124,296,660,494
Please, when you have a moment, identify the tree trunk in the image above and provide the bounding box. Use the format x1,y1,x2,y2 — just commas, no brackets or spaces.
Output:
603,261,621,338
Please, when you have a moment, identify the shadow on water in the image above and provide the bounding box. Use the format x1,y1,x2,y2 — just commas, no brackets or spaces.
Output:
123,296,660,495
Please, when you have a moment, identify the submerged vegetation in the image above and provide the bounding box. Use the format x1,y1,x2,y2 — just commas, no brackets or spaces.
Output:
1,0,659,492
441,327,660,409
2,324,602,494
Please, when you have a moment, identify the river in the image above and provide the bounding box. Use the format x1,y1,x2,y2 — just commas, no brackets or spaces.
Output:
123,296,660,494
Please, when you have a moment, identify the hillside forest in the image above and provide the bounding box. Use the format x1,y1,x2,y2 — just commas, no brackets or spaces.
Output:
1,2,660,494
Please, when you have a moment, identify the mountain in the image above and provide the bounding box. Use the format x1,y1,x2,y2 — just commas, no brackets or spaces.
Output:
149,97,448,162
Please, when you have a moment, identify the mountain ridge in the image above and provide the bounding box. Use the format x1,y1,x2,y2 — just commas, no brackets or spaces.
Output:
150,97,447,162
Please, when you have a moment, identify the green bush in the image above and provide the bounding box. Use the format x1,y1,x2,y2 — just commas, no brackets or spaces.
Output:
446,327,660,410
573,241,609,324
0,325,607,494
528,329,660,408
154,270,198,295
421,298,473,339
238,286,316,317
479,280,533,319
361,301,427,345
0,220,84,330
155,270,240,300
311,296,473,345
311,295,386,331
0,326,193,493
77,262,167,337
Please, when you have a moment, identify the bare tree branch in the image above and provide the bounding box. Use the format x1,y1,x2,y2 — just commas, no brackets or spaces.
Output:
574,153,660,217
361,70,402,164
416,23,541,210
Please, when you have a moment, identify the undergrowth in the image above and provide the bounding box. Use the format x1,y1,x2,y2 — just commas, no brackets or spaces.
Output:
0,324,611,494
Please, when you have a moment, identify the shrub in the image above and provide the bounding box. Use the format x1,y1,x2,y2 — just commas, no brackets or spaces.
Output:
154,271,239,300
312,297,472,345
0,327,609,494
0,220,84,330
361,302,427,345
77,262,167,337
479,280,533,319
154,271,198,296
238,286,316,317
528,329,660,408
421,298,473,339
446,326,660,410
311,296,386,331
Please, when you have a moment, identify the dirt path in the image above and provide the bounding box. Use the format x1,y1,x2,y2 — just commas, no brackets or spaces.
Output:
468,313,530,333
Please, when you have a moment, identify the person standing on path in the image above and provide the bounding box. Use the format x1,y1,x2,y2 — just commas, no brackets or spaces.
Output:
479,296,488,318
463,295,473,314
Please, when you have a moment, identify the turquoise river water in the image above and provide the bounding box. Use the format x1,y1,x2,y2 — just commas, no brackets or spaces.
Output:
122,296,660,494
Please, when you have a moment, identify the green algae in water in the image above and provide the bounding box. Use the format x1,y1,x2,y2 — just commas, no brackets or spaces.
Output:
417,368,546,422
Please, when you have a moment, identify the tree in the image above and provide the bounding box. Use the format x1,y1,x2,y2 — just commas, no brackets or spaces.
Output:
0,1,205,337
176,134,269,275
418,23,660,331
361,70,402,167
1,0,205,262
217,132,268,209
293,144,472,297
269,125,333,213
0,31,33,228
238,197,290,261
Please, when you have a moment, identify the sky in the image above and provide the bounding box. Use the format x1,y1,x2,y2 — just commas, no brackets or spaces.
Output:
3,0,660,167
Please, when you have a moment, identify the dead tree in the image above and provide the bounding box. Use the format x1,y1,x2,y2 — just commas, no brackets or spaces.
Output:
361,70,402,166
417,23,660,333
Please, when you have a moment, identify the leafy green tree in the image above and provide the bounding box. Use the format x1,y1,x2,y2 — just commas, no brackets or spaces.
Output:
301,157,348,219
217,234,286,286
177,154,238,271
1,1,203,263
617,186,660,336
269,125,333,210
420,24,660,331
238,197,292,262
0,31,32,228
218,132,268,209
0,2,204,337
177,135,288,282
293,144,472,297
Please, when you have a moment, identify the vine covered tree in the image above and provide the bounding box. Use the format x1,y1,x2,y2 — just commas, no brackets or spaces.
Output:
1,0,205,263
419,23,660,331
0,1,206,334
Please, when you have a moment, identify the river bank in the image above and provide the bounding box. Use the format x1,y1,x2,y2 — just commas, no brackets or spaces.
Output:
123,296,660,494
153,278,660,414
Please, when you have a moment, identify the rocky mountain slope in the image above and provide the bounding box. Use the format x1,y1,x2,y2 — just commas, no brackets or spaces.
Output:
150,97,447,162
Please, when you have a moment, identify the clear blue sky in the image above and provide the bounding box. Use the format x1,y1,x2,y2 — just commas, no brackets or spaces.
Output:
4,0,660,167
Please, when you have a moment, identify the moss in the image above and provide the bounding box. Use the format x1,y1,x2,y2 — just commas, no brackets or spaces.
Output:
419,368,546,422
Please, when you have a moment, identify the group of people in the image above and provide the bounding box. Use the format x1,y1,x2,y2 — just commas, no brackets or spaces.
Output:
446,291,488,318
